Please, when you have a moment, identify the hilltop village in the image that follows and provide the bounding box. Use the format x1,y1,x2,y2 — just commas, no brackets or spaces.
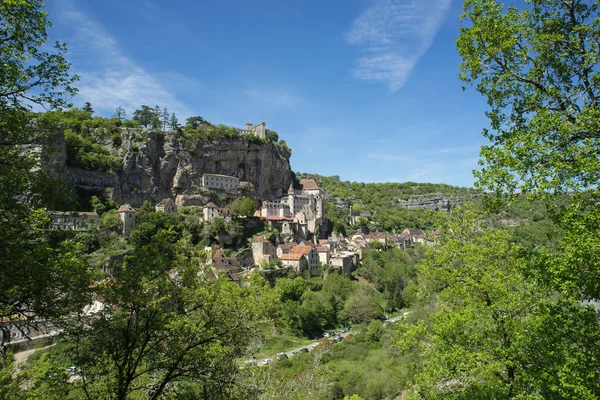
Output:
5,112,456,351
46,172,438,284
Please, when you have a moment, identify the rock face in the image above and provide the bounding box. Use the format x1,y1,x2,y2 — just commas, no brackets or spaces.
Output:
396,194,470,211
58,129,292,207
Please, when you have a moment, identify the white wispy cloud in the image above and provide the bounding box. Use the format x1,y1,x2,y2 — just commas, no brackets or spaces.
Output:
55,1,192,118
345,0,451,91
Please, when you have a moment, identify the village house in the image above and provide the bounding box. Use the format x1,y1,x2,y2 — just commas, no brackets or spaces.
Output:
400,228,426,248
290,245,320,275
316,245,330,265
252,235,277,266
117,204,136,236
48,211,99,231
204,248,242,284
277,243,296,258
155,198,177,214
279,253,306,272
329,251,357,278
201,173,240,191
202,202,230,223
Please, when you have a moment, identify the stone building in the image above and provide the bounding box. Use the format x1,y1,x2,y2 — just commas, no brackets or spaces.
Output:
279,253,306,272
241,122,267,139
316,245,330,266
252,235,277,266
155,198,177,214
48,211,98,231
201,174,239,190
290,245,320,275
260,179,324,240
117,204,136,236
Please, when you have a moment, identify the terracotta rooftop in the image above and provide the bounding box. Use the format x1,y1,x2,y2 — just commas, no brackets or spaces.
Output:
280,253,304,261
298,179,320,191
117,204,135,213
291,246,313,255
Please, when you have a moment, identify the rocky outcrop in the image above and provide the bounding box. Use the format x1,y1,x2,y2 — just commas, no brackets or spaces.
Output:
396,194,471,211
55,129,292,207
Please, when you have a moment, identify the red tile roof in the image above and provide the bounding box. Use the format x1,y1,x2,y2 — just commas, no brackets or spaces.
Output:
298,179,319,191
280,253,303,261
291,246,313,255
117,204,135,212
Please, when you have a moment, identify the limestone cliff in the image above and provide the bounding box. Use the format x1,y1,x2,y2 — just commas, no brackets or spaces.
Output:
396,193,475,211
59,129,292,207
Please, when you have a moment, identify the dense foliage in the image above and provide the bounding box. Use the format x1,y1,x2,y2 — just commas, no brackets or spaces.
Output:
298,173,478,232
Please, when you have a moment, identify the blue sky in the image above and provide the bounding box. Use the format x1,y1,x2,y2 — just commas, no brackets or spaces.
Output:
45,0,491,187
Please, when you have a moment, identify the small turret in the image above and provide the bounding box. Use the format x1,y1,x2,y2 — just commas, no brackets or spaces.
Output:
117,204,136,236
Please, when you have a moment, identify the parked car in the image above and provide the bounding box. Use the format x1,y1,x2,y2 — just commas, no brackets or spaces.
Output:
345,334,351,339
324,332,331,338
276,353,288,361
299,348,309,353
332,337,344,343
263,358,273,365
290,351,298,356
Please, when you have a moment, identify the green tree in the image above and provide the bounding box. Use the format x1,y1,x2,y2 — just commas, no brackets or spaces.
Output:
240,197,256,217
113,106,126,121
169,112,179,129
364,320,384,343
132,105,154,127
342,287,382,324
0,353,21,399
457,0,600,302
397,209,600,399
64,237,265,400
186,115,205,129
150,115,161,129
161,106,169,130
0,0,89,349
82,101,93,114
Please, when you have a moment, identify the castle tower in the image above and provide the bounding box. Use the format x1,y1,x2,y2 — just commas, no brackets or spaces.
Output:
117,204,136,236
255,122,266,139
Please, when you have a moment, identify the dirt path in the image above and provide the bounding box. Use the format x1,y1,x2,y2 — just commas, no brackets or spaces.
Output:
13,344,56,367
